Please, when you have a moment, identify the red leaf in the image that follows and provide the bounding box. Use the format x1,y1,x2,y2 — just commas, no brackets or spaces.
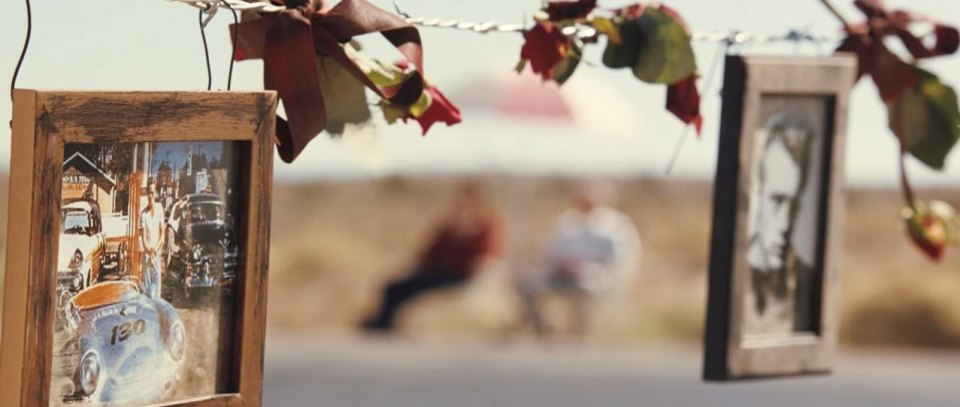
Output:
520,21,570,81
836,34,872,80
868,42,918,102
231,16,273,61
231,0,425,163
263,10,328,163
545,0,597,21
620,4,646,19
933,24,960,55
838,37,917,103
666,74,702,135
413,86,462,134
838,0,958,103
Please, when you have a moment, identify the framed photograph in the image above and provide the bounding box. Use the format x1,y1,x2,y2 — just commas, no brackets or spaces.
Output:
703,55,856,381
0,90,277,406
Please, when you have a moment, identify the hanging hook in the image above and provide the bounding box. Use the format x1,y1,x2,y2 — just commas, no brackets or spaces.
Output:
10,0,32,102
393,0,411,19
201,0,220,28
199,9,213,90
224,0,239,90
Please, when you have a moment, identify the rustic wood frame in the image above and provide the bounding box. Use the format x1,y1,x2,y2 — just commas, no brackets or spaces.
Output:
0,90,278,406
703,55,856,381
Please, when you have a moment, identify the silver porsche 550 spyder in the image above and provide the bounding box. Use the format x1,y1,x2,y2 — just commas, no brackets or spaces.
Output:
55,281,186,404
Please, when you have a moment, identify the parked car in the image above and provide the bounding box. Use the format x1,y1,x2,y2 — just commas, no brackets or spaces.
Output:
57,199,107,310
56,280,185,404
102,236,130,278
162,194,238,304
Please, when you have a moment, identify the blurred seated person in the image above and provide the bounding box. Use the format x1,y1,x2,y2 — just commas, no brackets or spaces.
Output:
519,181,641,338
362,181,504,333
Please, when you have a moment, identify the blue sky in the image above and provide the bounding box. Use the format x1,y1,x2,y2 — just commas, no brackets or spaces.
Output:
2,0,959,186
151,141,224,174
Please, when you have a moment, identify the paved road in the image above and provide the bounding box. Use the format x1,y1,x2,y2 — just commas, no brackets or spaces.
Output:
262,336,960,407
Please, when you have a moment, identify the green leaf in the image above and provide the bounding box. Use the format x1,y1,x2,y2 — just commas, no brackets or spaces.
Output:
379,100,406,124
552,43,582,85
630,7,697,85
317,57,372,136
346,43,406,88
888,68,960,170
590,16,622,44
601,16,642,69
601,6,696,85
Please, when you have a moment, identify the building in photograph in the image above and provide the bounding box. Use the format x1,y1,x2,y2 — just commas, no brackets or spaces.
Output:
62,152,117,214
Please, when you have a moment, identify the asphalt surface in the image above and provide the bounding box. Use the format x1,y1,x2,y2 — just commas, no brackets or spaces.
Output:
262,336,960,407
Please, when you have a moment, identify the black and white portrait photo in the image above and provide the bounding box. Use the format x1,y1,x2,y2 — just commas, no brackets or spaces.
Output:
704,55,854,380
743,97,826,337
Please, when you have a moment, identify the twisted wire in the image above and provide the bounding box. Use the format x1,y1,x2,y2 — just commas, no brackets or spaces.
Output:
172,0,843,44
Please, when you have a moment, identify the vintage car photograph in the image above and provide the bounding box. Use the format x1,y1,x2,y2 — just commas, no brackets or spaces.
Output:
162,193,239,305
52,281,185,405
50,140,247,406
57,199,107,311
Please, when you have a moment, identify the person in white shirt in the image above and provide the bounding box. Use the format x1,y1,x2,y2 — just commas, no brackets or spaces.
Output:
140,179,165,299
519,181,641,338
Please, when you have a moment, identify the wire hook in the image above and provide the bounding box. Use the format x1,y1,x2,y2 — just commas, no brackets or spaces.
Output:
393,0,411,19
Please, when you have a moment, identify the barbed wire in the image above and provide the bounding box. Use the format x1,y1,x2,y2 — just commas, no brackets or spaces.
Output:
172,0,844,44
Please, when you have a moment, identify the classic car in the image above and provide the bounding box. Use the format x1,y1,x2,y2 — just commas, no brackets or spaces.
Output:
55,280,185,404
57,199,107,310
162,194,239,303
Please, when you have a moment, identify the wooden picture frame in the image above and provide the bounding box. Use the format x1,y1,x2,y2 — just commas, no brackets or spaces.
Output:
0,90,278,406
703,56,856,381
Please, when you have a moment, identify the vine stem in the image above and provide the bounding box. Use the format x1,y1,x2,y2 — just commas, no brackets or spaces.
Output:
899,150,917,208
818,0,853,30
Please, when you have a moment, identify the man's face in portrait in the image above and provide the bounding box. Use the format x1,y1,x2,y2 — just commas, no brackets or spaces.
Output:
755,137,802,271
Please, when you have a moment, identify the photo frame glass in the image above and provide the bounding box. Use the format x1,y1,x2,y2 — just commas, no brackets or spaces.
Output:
52,141,246,406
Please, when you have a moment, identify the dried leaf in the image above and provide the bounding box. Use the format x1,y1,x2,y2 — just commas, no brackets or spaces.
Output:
380,102,406,124
411,85,462,134
590,17,621,44
519,21,571,81
545,0,597,21
870,43,919,103
262,10,328,163
666,73,702,134
318,48,372,136
552,43,582,85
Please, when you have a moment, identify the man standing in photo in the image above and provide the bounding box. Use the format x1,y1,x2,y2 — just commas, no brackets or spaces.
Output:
140,178,165,299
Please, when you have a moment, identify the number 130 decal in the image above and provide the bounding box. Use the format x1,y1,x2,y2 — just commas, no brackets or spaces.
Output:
110,319,146,345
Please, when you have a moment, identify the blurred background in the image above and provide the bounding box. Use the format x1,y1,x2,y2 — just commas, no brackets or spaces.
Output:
2,0,960,406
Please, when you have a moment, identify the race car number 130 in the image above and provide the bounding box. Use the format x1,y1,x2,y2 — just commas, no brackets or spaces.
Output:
111,319,146,346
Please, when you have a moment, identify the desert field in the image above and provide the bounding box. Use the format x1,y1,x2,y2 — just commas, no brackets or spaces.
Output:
2,176,960,349
266,176,960,348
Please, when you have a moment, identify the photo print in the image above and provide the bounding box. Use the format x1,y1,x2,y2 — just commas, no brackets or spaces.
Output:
52,141,244,406
743,96,828,339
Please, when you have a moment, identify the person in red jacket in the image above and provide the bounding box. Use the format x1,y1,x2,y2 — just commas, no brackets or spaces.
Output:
362,181,504,333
